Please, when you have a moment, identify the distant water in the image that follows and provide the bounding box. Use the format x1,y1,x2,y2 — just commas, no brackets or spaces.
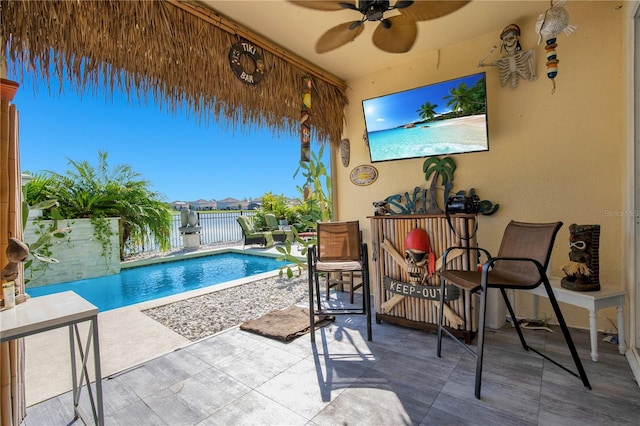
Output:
26,252,284,312
368,115,487,162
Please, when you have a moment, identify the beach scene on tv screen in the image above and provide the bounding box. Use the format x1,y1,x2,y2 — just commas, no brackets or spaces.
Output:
363,73,488,163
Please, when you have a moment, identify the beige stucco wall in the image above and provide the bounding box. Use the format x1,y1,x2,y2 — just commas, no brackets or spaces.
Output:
336,1,629,331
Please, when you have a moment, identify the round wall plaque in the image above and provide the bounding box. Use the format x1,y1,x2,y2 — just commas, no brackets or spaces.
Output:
229,42,265,85
350,165,378,186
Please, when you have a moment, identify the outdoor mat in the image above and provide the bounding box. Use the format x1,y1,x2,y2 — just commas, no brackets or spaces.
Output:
240,306,334,341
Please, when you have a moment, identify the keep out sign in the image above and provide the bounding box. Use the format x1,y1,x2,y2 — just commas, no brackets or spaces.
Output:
384,277,459,301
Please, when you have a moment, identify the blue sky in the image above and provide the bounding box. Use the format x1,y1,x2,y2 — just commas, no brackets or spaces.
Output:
362,72,485,132
12,74,323,203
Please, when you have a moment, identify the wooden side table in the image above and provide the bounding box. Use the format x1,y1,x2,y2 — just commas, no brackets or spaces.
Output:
525,277,627,362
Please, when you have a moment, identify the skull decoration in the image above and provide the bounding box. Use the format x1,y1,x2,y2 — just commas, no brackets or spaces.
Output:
372,200,390,216
404,228,436,284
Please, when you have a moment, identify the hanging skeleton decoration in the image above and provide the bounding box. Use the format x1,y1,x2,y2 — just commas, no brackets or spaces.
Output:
535,0,578,93
478,23,536,88
403,228,436,284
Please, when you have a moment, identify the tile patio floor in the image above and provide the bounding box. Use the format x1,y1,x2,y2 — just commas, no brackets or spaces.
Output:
22,291,640,426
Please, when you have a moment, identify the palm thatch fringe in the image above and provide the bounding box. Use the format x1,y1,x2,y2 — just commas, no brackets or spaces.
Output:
0,0,347,145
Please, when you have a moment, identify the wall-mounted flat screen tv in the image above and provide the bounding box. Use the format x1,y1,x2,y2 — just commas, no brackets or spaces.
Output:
363,72,489,163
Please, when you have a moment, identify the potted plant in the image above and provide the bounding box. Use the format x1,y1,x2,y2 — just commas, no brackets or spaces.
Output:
0,78,19,101
259,192,292,226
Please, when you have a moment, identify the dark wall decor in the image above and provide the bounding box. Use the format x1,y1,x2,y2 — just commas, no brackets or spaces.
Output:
229,41,265,85
374,157,499,216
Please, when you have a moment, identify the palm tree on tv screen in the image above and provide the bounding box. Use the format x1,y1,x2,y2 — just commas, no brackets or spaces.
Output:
417,101,438,122
443,77,486,117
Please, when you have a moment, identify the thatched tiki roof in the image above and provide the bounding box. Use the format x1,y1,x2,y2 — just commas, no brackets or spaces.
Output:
0,0,348,145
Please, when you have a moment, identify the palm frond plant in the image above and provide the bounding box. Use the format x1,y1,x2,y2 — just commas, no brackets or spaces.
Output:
26,151,172,261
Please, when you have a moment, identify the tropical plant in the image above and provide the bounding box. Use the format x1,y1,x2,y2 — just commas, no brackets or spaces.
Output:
423,157,456,214
293,144,331,230
20,193,72,286
255,192,297,229
276,145,332,278
25,151,172,260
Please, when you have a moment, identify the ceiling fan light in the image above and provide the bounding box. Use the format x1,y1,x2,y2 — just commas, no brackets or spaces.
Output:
365,4,386,21
348,20,363,30
381,19,391,29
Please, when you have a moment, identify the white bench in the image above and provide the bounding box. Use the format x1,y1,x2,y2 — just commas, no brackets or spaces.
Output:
525,277,627,362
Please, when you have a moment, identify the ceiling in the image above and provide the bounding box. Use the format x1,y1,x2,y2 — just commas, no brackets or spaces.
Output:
198,0,550,82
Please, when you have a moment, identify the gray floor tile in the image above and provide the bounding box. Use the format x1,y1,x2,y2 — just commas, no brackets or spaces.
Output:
108,400,168,426
23,290,640,426
254,357,352,420
427,392,537,426
143,367,251,425
213,340,303,388
313,385,429,426
24,397,72,426
184,328,262,367
196,391,308,426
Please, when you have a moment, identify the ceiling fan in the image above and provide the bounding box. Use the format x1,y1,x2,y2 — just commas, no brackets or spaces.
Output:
289,1,470,54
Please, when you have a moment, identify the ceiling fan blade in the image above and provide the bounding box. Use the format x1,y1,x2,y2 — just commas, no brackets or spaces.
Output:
316,21,365,53
394,1,414,9
288,1,356,11
400,1,470,21
372,15,417,53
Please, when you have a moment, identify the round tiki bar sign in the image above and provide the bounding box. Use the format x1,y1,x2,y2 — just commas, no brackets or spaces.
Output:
229,42,265,85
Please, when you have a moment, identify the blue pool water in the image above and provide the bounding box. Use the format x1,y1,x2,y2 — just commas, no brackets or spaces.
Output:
26,252,284,312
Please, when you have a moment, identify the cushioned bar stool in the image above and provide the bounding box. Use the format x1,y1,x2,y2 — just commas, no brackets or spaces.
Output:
436,220,591,399
307,221,372,342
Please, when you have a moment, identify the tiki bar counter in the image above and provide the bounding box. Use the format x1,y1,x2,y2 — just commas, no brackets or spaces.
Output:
370,214,478,342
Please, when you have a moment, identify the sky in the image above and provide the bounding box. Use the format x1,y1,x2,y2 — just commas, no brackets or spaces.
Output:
362,72,485,132
11,74,325,203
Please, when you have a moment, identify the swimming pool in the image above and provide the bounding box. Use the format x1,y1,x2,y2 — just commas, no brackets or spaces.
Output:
26,252,285,312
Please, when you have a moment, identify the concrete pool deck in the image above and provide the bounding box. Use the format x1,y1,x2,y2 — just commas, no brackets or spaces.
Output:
24,243,305,406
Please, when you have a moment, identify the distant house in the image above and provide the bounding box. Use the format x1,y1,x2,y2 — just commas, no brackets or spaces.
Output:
171,201,189,211
247,200,261,210
216,197,242,210
191,199,217,211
